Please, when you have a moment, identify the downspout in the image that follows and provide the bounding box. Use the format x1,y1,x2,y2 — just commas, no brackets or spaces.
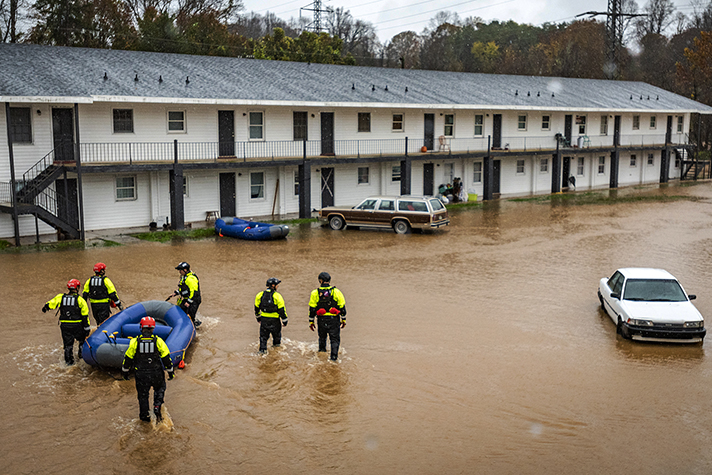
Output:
4,103,20,245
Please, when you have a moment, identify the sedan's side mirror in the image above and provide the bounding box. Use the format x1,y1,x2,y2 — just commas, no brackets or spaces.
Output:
611,292,620,300
689,294,697,300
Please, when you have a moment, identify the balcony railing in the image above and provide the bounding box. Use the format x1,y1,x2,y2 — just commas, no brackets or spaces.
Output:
70,133,690,165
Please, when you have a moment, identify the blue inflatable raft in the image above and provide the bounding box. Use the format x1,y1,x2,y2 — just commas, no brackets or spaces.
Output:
82,300,195,368
215,217,289,240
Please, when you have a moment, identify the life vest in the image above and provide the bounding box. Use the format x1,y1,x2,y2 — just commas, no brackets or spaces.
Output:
259,289,279,313
88,275,109,300
60,293,82,321
134,335,163,371
179,272,201,303
316,287,336,312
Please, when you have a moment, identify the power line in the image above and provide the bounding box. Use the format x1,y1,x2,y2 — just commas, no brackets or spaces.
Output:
373,0,518,27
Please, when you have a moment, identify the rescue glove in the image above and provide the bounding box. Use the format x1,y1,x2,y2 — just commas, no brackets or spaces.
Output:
309,322,315,331
341,320,346,329
167,369,175,381
256,316,262,323
41,304,49,313
84,327,91,337
282,320,288,327
122,371,129,381
117,303,124,311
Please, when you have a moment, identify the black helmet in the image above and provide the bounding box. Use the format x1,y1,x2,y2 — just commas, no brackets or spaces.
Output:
318,271,331,282
266,277,281,287
175,262,190,271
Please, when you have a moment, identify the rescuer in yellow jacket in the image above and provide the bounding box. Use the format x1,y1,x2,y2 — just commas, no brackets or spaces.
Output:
121,316,175,422
254,277,288,353
308,272,347,361
82,262,122,325
42,279,90,365
168,261,202,327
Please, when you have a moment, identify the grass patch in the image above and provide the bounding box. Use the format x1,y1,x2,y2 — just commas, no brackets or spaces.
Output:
0,240,86,253
508,192,695,205
446,200,484,208
0,240,12,250
265,217,317,225
132,227,217,243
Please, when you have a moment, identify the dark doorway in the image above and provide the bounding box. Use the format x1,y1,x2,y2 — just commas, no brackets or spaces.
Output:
218,111,235,157
665,115,673,144
614,116,622,146
219,173,236,217
424,114,435,151
492,114,502,149
562,157,571,189
52,108,74,162
56,178,79,230
564,115,572,146
321,167,334,207
321,113,335,155
492,160,501,194
423,163,434,196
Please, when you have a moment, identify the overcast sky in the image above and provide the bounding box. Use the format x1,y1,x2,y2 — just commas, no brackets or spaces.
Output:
242,0,697,43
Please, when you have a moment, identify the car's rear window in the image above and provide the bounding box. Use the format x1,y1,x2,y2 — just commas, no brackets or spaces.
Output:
623,279,687,302
398,200,428,212
429,199,444,211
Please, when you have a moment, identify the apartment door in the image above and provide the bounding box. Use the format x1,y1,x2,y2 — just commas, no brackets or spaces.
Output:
562,157,571,189
52,108,74,162
423,163,434,196
614,115,622,146
219,172,236,217
492,160,501,194
56,178,79,229
424,114,435,151
321,167,334,207
218,111,235,156
492,114,502,149
321,113,335,155
564,115,573,146
665,115,673,144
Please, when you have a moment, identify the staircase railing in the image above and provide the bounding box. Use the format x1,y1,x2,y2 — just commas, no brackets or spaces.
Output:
22,149,56,185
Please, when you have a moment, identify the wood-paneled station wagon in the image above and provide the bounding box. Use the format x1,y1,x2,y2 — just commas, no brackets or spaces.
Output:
319,196,450,234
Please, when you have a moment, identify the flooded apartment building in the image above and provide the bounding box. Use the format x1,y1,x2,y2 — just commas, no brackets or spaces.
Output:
1,43,711,243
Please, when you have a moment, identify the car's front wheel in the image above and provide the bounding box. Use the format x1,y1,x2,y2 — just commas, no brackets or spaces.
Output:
598,291,605,311
329,215,345,230
393,220,410,234
617,318,631,339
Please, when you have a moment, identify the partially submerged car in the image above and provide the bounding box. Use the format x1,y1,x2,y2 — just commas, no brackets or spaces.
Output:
319,195,450,234
598,268,705,343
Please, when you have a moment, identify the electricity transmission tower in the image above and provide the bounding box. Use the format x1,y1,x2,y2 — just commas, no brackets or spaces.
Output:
576,0,646,79
301,0,332,33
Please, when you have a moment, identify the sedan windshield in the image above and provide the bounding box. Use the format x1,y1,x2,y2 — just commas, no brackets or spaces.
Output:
623,279,687,302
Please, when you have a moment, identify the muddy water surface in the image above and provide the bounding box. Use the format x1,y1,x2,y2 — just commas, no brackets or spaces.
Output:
3,183,712,474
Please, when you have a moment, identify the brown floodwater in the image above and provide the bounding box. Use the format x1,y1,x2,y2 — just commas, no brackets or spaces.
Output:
3,182,712,474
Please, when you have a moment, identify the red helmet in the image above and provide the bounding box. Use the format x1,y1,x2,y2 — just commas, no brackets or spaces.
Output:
67,279,81,291
140,317,156,329
93,262,106,273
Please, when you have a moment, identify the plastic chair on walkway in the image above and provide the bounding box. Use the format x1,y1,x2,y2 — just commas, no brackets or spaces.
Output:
438,135,450,152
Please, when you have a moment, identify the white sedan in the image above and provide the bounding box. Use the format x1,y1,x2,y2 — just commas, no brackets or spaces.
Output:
598,268,706,343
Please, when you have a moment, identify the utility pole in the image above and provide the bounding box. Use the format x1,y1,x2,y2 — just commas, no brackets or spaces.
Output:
576,0,646,79
300,0,332,33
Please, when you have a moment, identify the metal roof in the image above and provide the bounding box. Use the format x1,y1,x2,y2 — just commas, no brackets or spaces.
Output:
1,43,711,113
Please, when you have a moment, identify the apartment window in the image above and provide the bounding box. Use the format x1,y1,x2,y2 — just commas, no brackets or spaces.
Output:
474,114,484,136
516,159,525,174
600,115,608,135
358,112,371,132
650,116,656,129
632,115,640,130
576,115,586,134
294,170,300,196
630,154,637,167
473,161,482,183
392,165,401,182
444,114,454,136
293,111,308,141
677,116,684,133
183,176,189,197
647,153,654,166
250,171,264,199
168,110,185,132
517,115,527,130
392,113,404,132
113,109,134,133
540,158,549,173
577,157,584,176
358,167,369,184
116,176,136,201
542,115,550,131
9,107,32,143
249,112,264,139
598,156,605,174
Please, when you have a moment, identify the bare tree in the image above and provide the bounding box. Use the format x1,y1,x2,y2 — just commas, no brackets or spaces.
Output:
635,0,676,38
326,7,379,62
0,0,29,42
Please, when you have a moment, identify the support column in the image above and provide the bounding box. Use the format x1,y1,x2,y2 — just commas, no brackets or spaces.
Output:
73,103,85,241
610,149,620,188
4,103,20,245
483,136,493,200
298,160,311,219
170,139,184,230
660,147,669,183
551,144,561,194
400,155,411,195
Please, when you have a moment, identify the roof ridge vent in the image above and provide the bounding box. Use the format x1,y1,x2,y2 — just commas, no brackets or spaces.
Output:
134,74,139,82
103,72,108,81
186,76,190,85
159,75,163,83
